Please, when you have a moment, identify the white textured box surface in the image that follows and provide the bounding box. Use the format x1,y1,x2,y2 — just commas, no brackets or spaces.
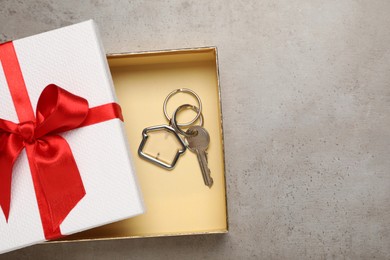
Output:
0,20,144,254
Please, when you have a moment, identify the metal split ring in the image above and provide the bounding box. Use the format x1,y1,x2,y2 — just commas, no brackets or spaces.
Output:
163,88,202,127
170,104,203,137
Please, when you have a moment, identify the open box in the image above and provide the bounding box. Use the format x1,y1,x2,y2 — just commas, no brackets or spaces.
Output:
57,47,227,242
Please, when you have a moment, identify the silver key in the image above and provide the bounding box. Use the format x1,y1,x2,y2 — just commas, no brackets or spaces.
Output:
185,125,213,188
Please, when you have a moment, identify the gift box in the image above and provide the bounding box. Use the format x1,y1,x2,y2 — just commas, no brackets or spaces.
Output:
57,47,228,241
0,21,145,254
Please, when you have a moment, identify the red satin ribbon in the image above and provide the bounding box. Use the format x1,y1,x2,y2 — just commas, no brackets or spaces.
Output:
0,41,123,239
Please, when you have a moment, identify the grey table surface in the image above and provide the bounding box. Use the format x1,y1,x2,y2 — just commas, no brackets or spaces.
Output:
1,1,389,259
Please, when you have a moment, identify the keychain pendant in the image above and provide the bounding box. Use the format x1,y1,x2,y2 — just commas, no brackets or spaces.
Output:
138,125,187,170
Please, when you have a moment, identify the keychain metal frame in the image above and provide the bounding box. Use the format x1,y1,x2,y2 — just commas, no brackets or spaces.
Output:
138,104,203,170
138,124,187,170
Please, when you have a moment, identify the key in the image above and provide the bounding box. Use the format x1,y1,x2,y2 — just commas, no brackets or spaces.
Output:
185,125,213,188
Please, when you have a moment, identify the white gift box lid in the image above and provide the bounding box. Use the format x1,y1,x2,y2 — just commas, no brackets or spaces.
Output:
0,20,145,254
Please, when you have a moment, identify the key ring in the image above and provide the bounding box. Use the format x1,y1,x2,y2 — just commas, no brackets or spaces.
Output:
171,104,203,137
163,88,202,127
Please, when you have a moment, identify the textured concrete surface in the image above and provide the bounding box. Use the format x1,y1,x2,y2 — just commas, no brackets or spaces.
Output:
1,0,390,259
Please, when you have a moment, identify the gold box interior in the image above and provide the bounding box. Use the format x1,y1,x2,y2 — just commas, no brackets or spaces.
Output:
61,47,227,241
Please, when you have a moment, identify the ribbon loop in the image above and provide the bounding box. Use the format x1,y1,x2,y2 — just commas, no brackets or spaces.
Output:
35,84,89,138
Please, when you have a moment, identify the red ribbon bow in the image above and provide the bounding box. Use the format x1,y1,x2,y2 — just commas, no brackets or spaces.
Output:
0,42,123,239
